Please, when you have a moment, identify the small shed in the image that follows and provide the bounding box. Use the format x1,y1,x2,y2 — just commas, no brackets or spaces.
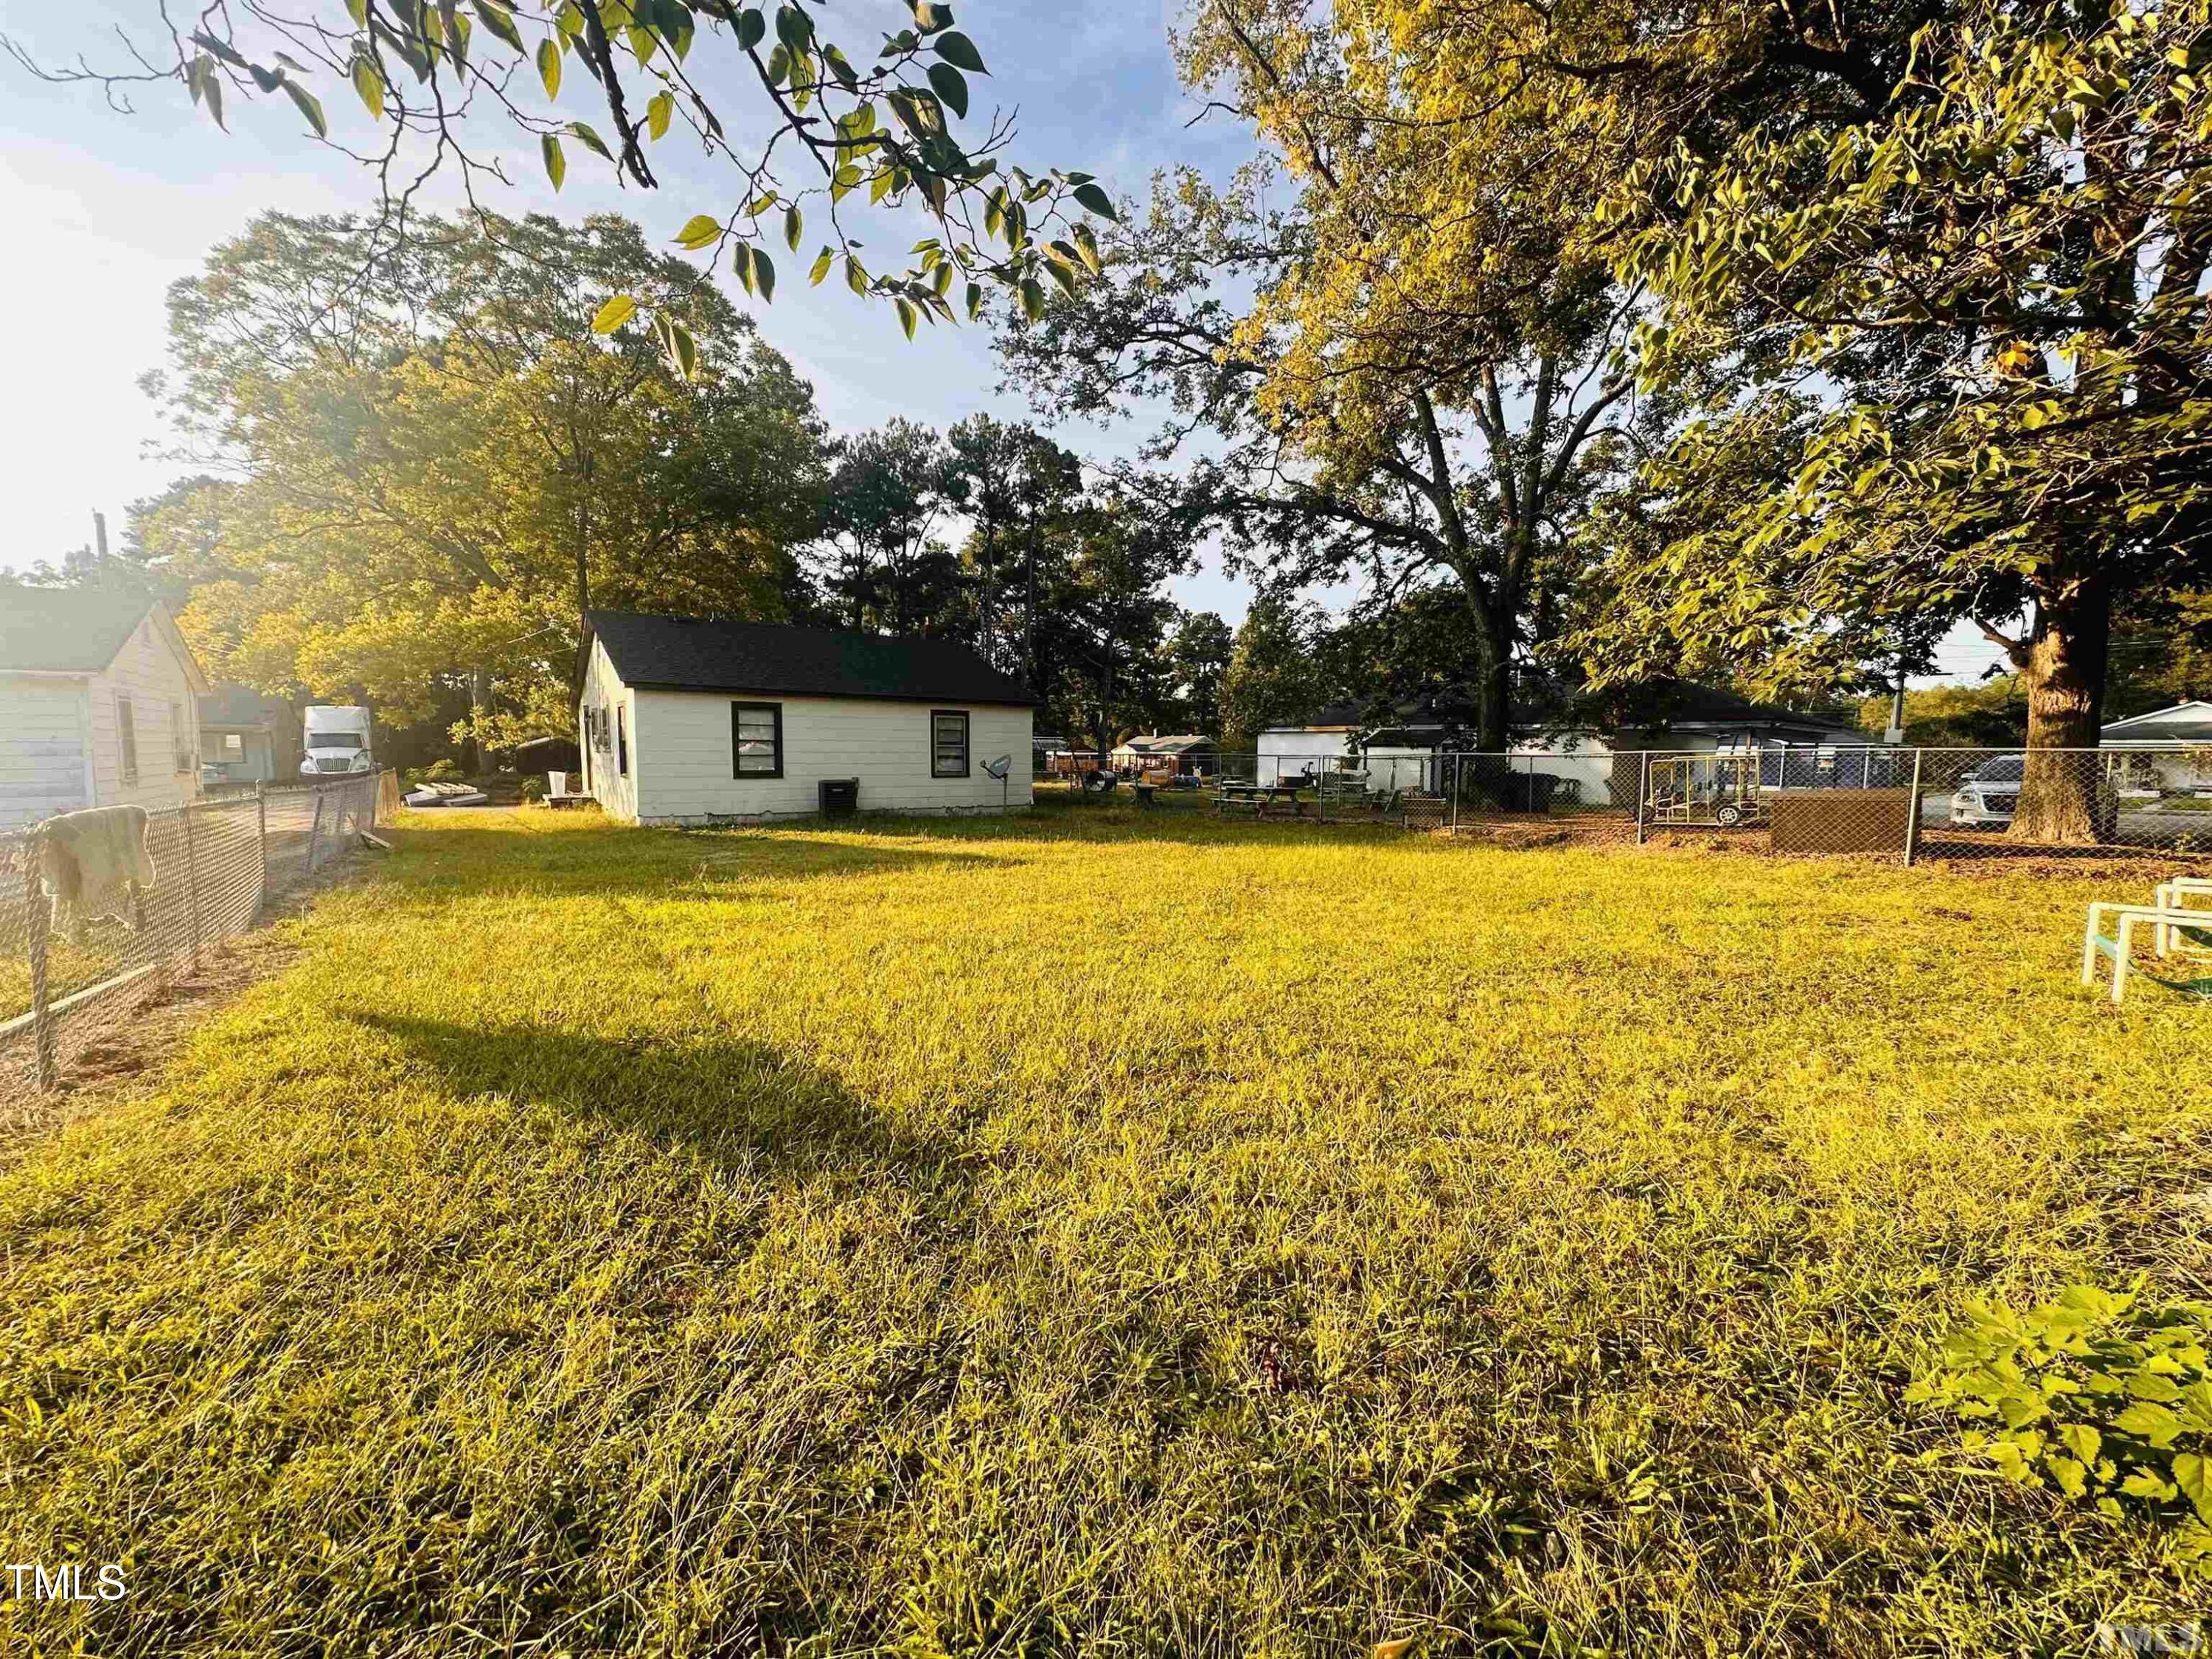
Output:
576,611,1037,825
199,684,301,785
1,585,211,831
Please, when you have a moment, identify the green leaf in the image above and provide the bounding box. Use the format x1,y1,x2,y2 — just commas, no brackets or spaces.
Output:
737,7,766,49
201,65,227,131
674,214,723,249
472,1,524,52
964,280,983,321
283,80,329,138
591,293,638,333
784,205,803,251
731,241,756,295
541,131,566,190
2115,1402,2185,1447
911,1,952,30
568,121,613,160
1018,277,1045,321
845,256,870,295
647,90,674,140
933,30,985,72
926,61,968,119
655,314,698,380
752,248,776,302
1041,257,1078,299
765,41,789,86
810,246,835,285
2177,1455,2212,1525
2126,1371,2183,1404
352,55,386,121
537,37,562,99
894,296,917,339
1072,181,1118,221
2046,1454,2088,1498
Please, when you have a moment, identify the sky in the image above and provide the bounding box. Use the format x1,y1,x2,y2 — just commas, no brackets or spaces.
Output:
0,0,1270,612
0,1,2013,683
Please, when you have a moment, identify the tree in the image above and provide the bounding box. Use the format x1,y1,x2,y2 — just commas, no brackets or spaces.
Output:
153,211,828,754
942,414,1081,680
1162,611,1232,735
6,1,1118,350
1449,0,2212,839
1026,492,1191,757
1218,588,1333,753
1001,0,1647,751
818,420,961,636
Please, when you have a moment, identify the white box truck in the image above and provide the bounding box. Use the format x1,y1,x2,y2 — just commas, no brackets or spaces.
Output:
302,705,374,775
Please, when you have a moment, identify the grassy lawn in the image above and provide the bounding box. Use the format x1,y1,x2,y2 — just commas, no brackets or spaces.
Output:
2,805,2208,1655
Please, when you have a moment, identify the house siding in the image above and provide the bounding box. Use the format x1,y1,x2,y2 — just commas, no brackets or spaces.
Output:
0,676,92,831
627,686,1033,824
84,616,204,815
578,637,641,824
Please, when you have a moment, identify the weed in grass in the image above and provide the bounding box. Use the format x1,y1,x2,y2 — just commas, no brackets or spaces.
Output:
1,806,2208,1655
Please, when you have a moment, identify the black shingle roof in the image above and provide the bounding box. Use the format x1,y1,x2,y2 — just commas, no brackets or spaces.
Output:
584,611,1037,706
0,582,151,672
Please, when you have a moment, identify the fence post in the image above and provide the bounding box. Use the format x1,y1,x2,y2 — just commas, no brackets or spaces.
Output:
1449,754,1460,834
181,803,202,970
254,781,269,921
1902,747,1925,867
307,790,324,873
24,830,57,1091
1635,751,1651,845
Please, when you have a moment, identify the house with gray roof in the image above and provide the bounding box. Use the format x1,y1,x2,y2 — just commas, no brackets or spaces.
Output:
1,584,211,831
576,611,1037,824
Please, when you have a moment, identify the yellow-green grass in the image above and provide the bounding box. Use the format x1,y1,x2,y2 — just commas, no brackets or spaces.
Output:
2,806,2208,1655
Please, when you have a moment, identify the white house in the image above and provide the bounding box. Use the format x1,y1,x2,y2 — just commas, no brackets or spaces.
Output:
577,611,1037,825
1,584,212,832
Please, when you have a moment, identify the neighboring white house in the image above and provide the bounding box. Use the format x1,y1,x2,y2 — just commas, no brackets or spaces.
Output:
1256,703,1365,784
1,585,212,832
577,611,1037,825
2101,701,2212,796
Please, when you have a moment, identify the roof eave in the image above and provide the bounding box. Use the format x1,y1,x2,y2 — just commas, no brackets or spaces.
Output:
621,678,1038,708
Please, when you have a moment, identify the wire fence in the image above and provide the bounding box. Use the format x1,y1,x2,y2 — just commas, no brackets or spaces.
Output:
1,771,398,1105
1036,745,2212,860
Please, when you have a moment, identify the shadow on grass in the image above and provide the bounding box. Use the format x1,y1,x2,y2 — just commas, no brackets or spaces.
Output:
383,822,1000,900
352,1012,972,1183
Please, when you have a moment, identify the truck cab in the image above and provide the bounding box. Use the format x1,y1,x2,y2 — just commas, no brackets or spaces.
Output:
302,705,374,775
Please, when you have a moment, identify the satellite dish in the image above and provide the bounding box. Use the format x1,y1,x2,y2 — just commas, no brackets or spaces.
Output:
984,755,1012,779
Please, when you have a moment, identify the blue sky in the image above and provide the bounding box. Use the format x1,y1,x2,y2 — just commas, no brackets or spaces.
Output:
0,2,2015,681
0,0,1277,618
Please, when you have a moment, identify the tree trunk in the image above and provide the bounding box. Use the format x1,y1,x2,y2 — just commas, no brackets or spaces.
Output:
467,666,490,777
2009,568,2112,844
1464,593,1514,752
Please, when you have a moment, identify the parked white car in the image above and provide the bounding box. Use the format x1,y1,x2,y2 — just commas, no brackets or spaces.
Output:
1950,754,2023,827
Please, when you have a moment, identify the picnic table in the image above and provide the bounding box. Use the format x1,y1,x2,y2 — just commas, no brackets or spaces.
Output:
1215,779,1305,815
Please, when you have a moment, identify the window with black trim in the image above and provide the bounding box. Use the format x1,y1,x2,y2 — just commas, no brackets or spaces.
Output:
116,696,139,782
931,709,970,778
616,705,629,776
733,702,782,777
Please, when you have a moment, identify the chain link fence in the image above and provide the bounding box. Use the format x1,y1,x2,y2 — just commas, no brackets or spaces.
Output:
1038,744,2212,859
1,771,397,1103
